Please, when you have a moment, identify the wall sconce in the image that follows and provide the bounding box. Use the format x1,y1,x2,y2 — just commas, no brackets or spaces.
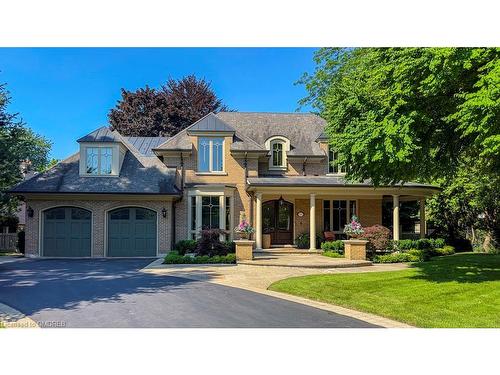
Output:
27,206,34,218
162,207,167,218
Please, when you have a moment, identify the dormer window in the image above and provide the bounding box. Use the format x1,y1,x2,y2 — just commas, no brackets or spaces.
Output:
198,137,224,173
271,141,285,167
85,147,113,175
328,145,345,174
265,136,290,170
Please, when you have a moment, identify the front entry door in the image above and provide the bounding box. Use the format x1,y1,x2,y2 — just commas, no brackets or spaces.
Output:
262,199,294,245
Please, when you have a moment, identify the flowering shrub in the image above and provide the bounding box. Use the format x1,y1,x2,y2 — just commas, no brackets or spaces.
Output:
344,215,364,238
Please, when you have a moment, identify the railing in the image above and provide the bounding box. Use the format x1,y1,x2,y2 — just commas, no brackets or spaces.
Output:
0,233,17,251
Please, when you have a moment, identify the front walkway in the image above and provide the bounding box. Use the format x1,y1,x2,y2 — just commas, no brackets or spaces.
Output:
142,259,411,328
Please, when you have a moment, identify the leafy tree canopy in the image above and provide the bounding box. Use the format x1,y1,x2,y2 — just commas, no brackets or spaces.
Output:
300,48,500,248
109,75,230,136
0,83,51,218
300,48,500,185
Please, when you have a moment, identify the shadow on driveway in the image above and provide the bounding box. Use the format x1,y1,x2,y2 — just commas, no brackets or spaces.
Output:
0,258,379,328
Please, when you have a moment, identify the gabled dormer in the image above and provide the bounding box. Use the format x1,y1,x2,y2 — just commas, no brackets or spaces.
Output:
77,127,127,177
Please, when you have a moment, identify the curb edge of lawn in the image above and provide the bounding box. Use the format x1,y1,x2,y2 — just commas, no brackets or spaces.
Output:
246,287,414,328
0,302,39,328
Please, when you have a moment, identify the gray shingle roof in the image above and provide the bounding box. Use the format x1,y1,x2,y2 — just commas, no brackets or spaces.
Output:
10,150,180,195
155,112,328,155
247,176,439,190
216,112,327,156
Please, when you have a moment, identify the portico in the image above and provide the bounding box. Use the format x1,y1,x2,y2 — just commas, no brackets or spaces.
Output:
248,176,439,250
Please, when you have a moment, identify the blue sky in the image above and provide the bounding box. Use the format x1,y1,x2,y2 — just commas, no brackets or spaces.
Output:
0,48,317,159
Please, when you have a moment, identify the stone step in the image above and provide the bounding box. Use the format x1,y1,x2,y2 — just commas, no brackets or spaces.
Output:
254,249,323,255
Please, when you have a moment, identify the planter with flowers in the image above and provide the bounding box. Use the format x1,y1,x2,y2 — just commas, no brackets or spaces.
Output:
343,216,368,260
233,219,256,261
234,219,255,240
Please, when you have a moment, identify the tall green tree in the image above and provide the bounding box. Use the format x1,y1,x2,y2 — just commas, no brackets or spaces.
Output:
109,75,230,136
300,48,500,247
0,83,51,219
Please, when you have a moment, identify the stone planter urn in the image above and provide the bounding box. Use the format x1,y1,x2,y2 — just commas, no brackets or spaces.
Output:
234,240,255,261
262,234,271,249
343,239,369,260
238,232,250,240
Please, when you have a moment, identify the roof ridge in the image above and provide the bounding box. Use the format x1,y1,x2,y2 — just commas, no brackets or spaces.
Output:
218,111,319,116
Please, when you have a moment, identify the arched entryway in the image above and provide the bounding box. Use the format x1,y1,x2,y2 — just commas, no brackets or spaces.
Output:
262,199,294,245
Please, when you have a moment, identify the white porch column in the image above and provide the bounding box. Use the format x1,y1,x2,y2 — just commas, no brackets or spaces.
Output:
310,193,316,250
419,198,426,239
255,192,263,250
393,195,400,241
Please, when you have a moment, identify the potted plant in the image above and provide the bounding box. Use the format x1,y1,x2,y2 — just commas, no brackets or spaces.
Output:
234,219,255,240
343,215,364,239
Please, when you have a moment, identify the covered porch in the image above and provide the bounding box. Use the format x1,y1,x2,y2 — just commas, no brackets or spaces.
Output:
247,177,440,251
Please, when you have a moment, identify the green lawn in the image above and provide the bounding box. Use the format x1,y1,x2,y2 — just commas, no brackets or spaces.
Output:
269,253,500,328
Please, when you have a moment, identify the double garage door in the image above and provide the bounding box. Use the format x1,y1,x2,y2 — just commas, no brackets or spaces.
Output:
42,206,157,257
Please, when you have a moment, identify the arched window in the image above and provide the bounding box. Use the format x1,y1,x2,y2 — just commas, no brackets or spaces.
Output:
271,141,284,167
266,136,290,170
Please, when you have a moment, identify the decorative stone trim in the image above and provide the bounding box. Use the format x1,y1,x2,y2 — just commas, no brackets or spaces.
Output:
343,239,368,260
234,240,255,261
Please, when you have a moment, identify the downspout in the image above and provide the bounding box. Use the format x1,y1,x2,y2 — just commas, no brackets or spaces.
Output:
302,157,308,176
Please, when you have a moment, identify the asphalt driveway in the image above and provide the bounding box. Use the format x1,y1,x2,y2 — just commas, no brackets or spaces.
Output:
0,258,378,328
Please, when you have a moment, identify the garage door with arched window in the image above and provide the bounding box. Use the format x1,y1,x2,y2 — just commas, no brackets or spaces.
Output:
43,206,92,257
107,207,157,257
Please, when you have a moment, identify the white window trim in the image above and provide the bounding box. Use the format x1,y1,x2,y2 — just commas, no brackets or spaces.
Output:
187,188,234,240
327,145,346,175
324,199,358,234
79,143,121,177
265,136,290,171
197,137,225,173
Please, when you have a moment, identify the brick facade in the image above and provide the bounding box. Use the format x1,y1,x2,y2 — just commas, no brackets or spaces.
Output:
358,199,383,227
25,199,172,257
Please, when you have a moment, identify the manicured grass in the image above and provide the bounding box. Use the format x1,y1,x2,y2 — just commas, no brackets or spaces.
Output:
269,253,500,328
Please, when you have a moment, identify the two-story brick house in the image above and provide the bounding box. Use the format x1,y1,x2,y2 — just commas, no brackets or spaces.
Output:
10,112,439,257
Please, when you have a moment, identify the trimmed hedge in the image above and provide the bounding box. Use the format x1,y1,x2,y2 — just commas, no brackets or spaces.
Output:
391,238,446,251
373,245,455,263
321,240,344,253
322,251,344,258
373,251,423,263
173,239,197,255
164,251,236,264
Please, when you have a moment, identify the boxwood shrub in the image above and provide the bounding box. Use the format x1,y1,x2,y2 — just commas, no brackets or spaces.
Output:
373,251,423,263
164,251,236,264
321,240,344,253
322,251,344,258
173,239,197,255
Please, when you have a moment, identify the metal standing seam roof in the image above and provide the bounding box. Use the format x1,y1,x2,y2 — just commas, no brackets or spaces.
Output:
246,176,440,190
186,113,236,132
